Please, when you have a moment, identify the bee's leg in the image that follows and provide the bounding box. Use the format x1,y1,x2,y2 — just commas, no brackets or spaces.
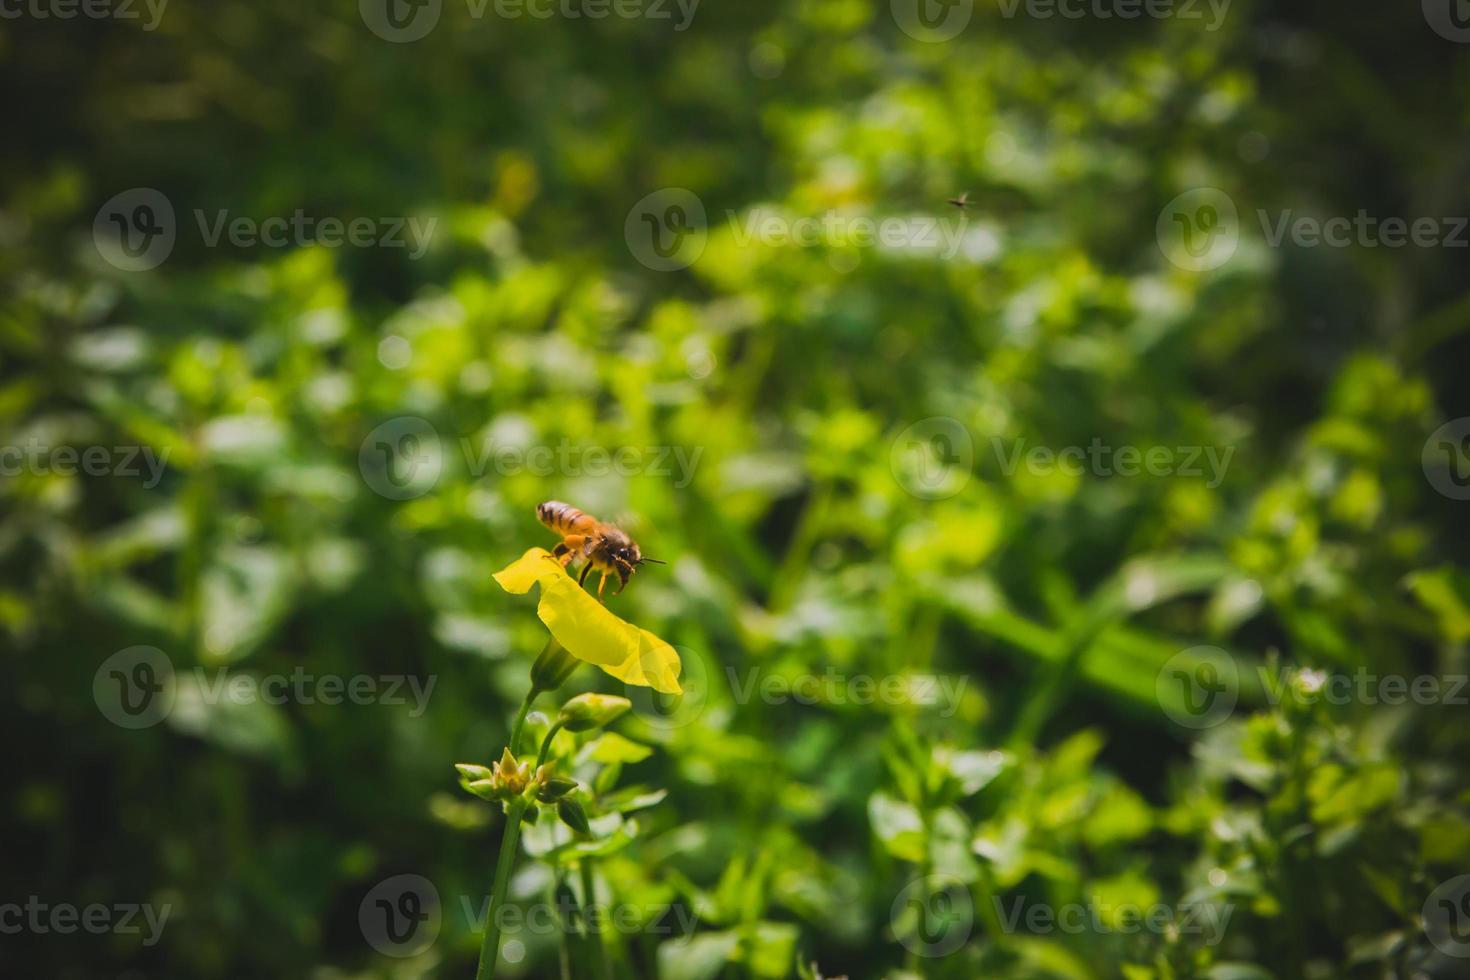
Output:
578,563,595,587
597,572,608,599
558,536,587,567
611,558,634,595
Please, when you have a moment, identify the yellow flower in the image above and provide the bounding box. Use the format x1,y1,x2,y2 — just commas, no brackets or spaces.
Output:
494,548,683,695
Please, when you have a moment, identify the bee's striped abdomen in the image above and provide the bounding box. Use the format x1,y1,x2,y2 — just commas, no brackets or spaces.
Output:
536,501,596,535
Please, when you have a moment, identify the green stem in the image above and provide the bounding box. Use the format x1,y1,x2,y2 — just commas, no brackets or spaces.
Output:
580,858,612,980
475,688,540,979
510,691,536,756
475,798,527,980
536,721,565,770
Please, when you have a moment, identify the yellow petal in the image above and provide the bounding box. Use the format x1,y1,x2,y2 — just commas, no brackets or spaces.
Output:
494,548,683,695
492,547,561,594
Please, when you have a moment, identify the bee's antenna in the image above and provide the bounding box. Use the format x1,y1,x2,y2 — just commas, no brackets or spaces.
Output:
638,557,667,565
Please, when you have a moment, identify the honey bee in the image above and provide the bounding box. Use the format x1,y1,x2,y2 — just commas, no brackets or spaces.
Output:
536,501,664,597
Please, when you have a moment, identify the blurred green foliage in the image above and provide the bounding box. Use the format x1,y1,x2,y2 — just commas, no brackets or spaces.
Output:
3,1,1469,978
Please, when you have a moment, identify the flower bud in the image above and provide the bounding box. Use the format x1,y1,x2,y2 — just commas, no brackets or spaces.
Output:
537,776,579,803
556,798,591,836
489,747,532,796
455,763,502,801
557,693,632,732
530,639,579,693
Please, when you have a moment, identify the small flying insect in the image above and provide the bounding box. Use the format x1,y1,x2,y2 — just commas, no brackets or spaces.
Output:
946,191,975,209
536,501,665,597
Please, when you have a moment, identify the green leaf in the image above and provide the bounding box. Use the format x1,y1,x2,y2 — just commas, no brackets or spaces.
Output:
868,792,924,862
1206,965,1275,980
658,930,739,980
599,786,669,813
944,749,1009,796
582,732,653,764
743,921,799,978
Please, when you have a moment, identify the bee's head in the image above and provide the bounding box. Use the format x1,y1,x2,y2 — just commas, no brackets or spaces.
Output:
600,530,664,593
611,538,642,576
